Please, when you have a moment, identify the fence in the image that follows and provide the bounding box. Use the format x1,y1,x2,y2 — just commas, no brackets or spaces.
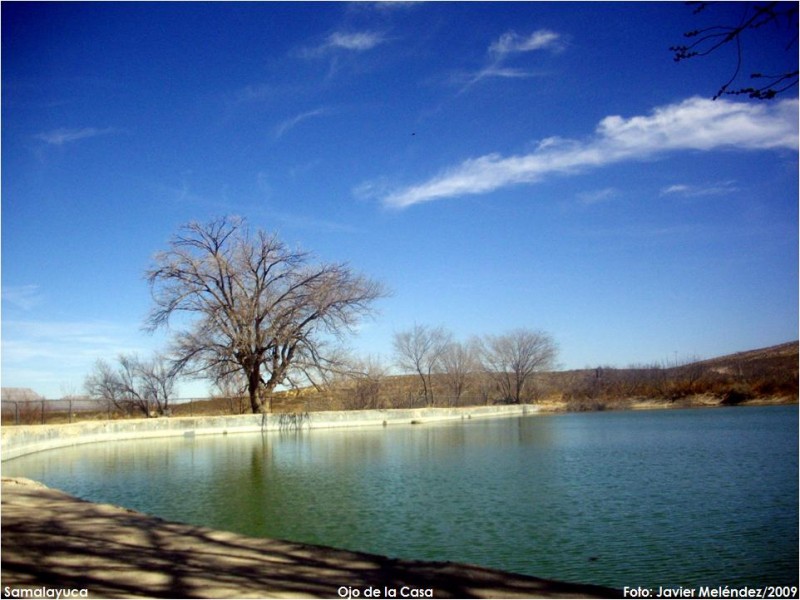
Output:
0,397,255,426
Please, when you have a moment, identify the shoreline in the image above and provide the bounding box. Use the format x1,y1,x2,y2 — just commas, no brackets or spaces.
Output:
1,477,619,599
0,404,536,462
534,393,795,413
2,397,794,462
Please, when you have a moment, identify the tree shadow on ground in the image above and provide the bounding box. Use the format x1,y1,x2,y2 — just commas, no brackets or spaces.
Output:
1,478,619,599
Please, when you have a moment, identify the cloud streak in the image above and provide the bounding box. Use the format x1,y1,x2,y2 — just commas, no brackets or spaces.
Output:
34,127,116,146
577,187,618,205
382,97,798,208
300,30,387,58
458,29,564,92
489,30,564,56
1,285,44,311
274,108,330,139
1,320,155,396
660,180,740,197
327,31,385,51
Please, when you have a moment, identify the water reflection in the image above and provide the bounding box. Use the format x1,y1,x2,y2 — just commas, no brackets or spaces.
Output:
4,407,797,589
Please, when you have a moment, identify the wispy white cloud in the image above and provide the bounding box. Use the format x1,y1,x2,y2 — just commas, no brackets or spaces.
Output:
273,212,359,234
327,31,386,51
459,29,564,92
234,32,386,104
577,187,618,205
250,202,358,234
588,223,705,240
381,97,798,209
353,178,392,202
3,320,146,359
153,174,242,213
34,126,117,146
660,180,740,197
477,67,539,80
1,285,44,311
1,320,159,397
300,30,388,58
661,184,692,196
274,107,330,139
489,30,564,57
361,1,420,11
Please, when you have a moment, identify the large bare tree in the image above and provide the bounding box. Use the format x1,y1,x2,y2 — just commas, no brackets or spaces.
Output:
392,324,451,407
480,329,557,404
145,216,387,413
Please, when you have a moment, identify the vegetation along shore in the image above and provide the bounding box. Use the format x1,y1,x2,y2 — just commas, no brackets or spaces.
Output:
3,341,795,426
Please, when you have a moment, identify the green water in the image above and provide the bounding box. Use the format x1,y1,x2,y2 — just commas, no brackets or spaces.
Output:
4,405,797,589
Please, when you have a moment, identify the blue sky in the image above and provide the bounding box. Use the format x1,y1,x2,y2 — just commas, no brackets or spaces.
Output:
3,2,798,399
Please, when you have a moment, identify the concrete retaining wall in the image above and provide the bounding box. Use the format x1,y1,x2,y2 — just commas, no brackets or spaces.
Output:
1,404,537,461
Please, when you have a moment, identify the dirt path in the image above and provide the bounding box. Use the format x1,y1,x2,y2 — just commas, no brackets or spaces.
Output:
1,478,618,599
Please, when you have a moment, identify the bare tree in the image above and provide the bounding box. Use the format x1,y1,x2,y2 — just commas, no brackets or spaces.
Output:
439,339,479,406
145,216,387,413
137,354,177,415
212,370,250,414
84,359,125,413
84,353,177,417
474,370,495,406
479,329,558,404
671,2,798,100
342,355,388,410
393,324,451,407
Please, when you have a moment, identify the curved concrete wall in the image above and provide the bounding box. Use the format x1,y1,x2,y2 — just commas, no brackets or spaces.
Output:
1,404,537,461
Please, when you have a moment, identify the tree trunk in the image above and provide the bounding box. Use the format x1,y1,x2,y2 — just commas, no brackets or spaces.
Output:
248,371,263,413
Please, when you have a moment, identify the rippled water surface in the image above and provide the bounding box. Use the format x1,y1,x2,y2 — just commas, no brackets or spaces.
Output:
4,405,797,589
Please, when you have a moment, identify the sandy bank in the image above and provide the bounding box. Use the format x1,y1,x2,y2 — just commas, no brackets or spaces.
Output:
1,478,618,599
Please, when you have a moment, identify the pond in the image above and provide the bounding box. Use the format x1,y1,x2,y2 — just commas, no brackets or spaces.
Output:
3,405,797,589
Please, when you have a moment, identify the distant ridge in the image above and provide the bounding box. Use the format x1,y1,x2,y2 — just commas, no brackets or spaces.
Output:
692,341,798,378
0,388,44,401
697,341,798,365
